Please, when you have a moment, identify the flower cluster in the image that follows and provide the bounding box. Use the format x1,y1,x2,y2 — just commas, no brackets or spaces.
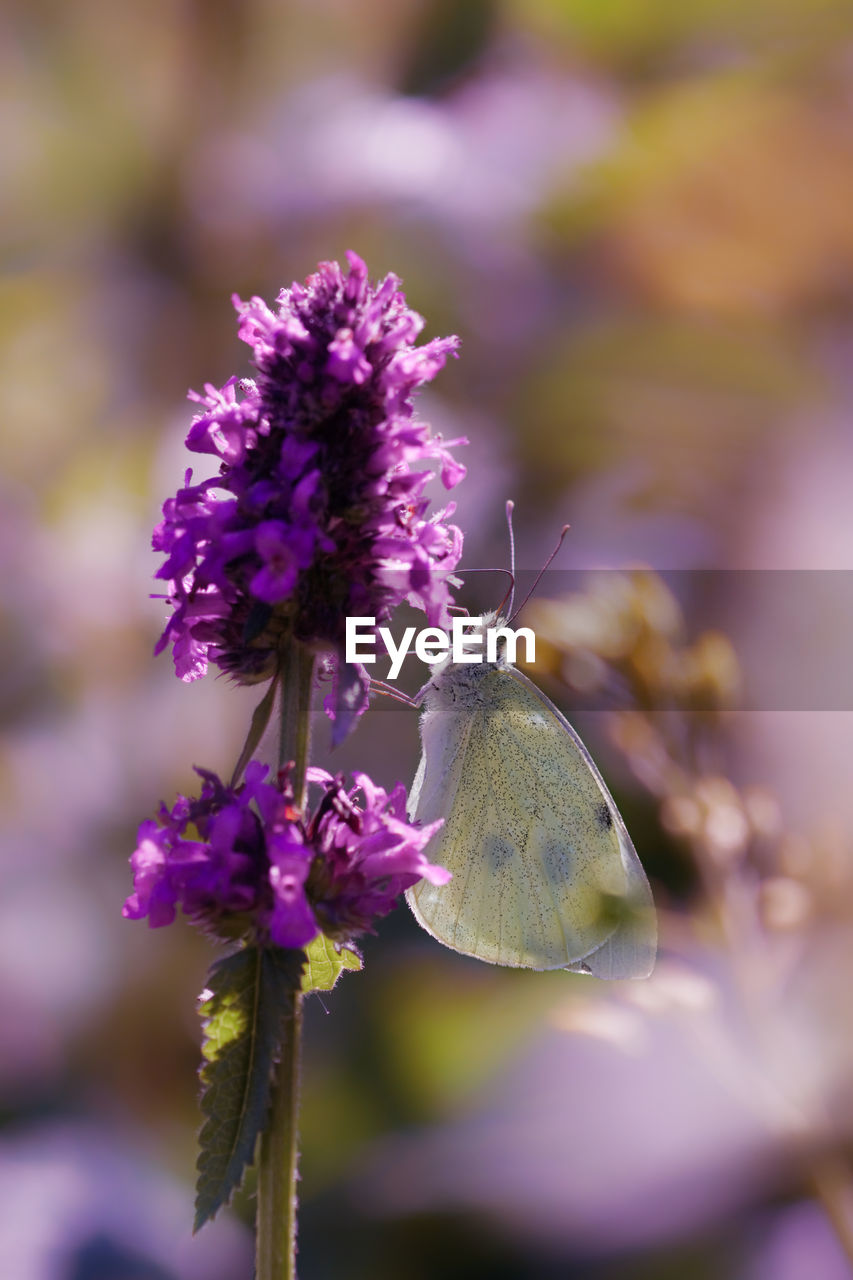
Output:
154,252,465,717
122,762,450,948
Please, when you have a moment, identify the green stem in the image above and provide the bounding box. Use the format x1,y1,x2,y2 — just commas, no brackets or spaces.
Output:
256,983,304,1280
256,638,315,1280
278,640,315,806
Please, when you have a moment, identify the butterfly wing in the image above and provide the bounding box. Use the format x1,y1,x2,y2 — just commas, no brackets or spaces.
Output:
407,665,656,977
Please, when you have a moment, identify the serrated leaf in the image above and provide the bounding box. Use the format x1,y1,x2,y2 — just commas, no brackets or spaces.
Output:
194,946,304,1231
301,934,363,992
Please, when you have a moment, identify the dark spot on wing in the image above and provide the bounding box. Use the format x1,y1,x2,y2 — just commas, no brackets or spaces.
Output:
596,802,614,831
484,834,512,871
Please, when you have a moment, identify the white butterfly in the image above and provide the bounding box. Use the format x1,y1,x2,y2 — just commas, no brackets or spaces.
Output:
406,611,656,977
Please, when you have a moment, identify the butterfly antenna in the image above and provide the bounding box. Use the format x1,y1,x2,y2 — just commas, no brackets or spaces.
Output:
508,523,571,624
369,679,417,707
456,568,514,599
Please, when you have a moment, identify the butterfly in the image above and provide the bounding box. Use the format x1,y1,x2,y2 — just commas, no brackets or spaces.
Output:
406,608,656,977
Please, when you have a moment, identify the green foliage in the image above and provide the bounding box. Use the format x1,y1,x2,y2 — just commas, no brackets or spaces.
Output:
509,0,853,68
301,933,363,993
194,946,305,1231
374,959,559,1117
515,316,819,512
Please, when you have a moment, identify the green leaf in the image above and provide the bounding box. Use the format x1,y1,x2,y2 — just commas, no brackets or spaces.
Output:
194,946,304,1231
229,675,278,788
301,934,363,993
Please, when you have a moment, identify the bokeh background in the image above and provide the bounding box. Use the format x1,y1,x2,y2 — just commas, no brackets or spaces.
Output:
6,1,853,1276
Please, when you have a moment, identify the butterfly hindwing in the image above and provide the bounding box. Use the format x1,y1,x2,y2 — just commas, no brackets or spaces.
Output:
407,663,655,975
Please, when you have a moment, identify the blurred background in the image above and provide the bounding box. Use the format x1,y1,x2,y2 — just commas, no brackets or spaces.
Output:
6,0,853,1276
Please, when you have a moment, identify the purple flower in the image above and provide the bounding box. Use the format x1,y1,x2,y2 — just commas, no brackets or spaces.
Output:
302,767,450,943
122,763,271,941
122,762,449,948
154,252,465,734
